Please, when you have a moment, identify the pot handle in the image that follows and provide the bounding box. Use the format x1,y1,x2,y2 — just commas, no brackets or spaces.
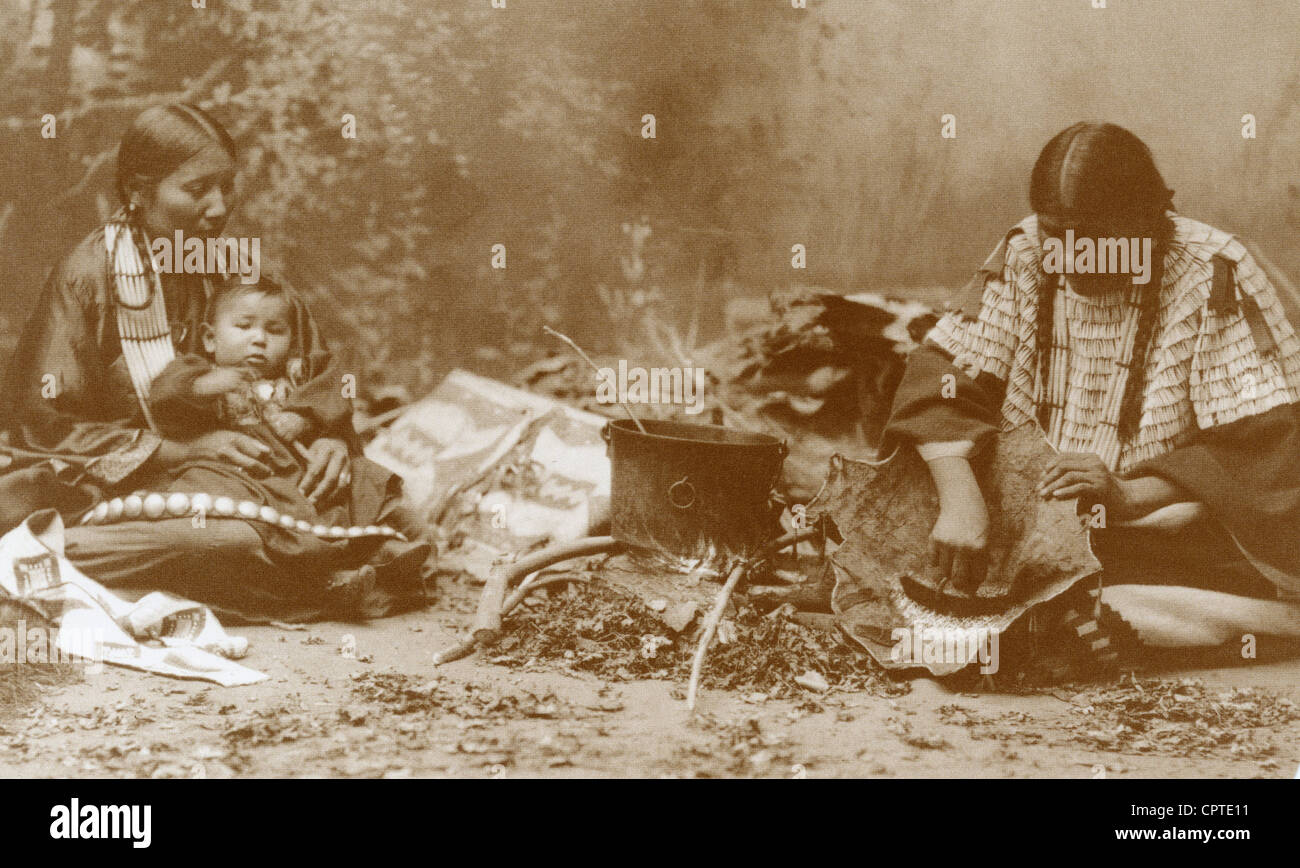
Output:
668,476,696,510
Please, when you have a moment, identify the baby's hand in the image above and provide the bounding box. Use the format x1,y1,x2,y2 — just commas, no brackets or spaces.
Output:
192,366,253,398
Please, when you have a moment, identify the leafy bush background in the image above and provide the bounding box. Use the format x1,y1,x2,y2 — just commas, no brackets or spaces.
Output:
3,0,1300,399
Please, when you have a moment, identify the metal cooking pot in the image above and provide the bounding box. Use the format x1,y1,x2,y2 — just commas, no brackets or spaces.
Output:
603,418,787,560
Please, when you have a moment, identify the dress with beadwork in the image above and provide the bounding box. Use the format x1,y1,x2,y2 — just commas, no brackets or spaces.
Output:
886,213,1300,601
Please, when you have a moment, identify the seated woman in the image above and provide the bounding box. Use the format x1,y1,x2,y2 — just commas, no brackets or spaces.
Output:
885,122,1300,654
0,103,428,621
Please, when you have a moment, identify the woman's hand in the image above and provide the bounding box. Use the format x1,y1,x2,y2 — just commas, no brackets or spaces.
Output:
158,430,273,475
298,437,351,504
929,494,990,592
924,455,990,592
1038,452,1132,516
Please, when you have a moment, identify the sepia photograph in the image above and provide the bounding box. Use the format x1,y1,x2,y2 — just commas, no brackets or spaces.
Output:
0,0,1297,846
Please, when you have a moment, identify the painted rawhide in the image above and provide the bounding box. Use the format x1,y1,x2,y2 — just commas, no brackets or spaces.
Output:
78,492,407,541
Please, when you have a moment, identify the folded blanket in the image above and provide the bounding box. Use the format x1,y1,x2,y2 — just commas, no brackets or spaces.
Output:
0,510,266,686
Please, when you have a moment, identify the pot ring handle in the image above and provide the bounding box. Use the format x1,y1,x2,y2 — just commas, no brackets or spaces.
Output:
668,476,696,510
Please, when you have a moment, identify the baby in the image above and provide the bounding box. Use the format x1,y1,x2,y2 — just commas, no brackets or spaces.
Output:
164,278,310,444
148,279,429,615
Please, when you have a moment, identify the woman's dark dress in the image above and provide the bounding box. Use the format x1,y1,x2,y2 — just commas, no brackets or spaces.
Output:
0,225,426,621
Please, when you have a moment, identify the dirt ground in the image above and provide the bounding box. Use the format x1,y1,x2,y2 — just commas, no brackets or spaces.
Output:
3,577,1298,780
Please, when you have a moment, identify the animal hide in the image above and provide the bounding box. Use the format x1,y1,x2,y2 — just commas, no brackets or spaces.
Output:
812,424,1100,674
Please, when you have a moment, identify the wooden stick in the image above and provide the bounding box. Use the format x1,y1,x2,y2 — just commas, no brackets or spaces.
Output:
500,572,592,616
473,535,621,645
431,574,596,666
542,325,647,434
686,528,817,712
431,636,479,666
434,536,622,665
686,559,747,712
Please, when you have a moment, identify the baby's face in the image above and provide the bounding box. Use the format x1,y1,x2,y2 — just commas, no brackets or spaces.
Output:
203,290,293,378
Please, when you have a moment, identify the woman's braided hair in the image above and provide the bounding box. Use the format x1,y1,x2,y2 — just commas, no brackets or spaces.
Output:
1027,123,1175,440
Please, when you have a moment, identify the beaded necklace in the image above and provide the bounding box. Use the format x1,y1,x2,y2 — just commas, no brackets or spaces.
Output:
105,214,174,432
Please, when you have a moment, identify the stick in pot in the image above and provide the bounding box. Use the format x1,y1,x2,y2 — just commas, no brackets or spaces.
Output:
542,325,647,434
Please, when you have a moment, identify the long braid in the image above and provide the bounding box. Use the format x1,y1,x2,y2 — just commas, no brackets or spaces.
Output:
1117,227,1170,441
1034,266,1055,431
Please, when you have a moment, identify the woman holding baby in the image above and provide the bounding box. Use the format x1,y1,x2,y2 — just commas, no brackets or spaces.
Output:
0,104,430,621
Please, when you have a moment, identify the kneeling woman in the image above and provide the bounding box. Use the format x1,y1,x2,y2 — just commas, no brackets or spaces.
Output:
886,122,1300,652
